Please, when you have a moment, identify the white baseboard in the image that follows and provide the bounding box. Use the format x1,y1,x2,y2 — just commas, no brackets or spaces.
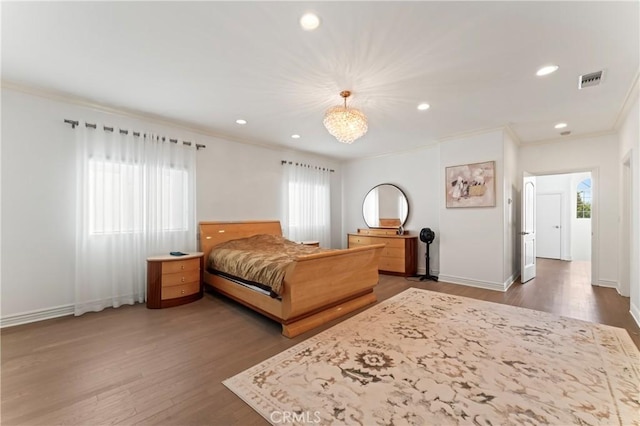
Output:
1,304,74,328
631,302,640,328
596,279,618,289
438,274,508,292
504,273,519,291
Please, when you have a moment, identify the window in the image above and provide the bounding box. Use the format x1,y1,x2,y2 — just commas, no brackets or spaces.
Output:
88,159,189,235
282,163,331,246
75,125,197,316
287,181,330,234
160,167,190,232
576,178,591,219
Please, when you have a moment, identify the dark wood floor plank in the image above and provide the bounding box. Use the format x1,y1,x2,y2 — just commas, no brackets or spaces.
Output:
1,258,638,425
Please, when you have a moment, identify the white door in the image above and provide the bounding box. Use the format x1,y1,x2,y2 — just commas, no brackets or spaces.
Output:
521,175,536,283
537,193,562,259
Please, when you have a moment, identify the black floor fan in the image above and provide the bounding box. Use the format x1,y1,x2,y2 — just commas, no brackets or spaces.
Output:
419,228,438,282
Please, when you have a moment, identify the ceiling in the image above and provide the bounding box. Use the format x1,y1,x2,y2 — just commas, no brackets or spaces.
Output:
2,2,638,160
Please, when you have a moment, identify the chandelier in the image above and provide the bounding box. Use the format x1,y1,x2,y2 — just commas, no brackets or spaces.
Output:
323,90,368,144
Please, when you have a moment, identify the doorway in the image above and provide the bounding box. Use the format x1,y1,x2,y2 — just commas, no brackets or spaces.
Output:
534,171,592,284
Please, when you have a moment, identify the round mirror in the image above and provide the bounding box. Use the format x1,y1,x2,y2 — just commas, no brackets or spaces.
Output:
362,184,409,228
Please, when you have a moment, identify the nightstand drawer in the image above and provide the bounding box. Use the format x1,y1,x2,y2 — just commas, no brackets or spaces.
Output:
162,258,200,274
147,252,204,309
161,269,200,287
162,281,200,300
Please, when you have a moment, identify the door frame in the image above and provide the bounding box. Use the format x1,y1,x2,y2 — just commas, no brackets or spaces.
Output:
620,151,632,297
526,167,598,285
521,174,537,283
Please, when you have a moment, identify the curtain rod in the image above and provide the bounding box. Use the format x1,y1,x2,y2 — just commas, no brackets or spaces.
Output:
281,160,334,173
64,119,206,150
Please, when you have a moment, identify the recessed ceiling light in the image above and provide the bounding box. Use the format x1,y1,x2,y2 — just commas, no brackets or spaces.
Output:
417,103,430,111
536,65,559,76
300,13,320,31
235,119,247,125
554,122,568,129
291,134,301,139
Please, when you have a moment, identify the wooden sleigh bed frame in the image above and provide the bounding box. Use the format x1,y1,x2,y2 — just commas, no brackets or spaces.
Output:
199,221,384,338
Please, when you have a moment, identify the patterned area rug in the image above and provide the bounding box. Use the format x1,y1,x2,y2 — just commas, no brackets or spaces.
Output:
224,288,640,425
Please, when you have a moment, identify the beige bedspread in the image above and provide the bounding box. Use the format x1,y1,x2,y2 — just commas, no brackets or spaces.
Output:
207,234,330,296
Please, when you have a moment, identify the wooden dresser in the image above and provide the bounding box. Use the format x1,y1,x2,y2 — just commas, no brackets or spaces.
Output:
348,229,417,276
146,252,204,308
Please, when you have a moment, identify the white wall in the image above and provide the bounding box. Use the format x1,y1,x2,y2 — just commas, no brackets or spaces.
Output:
343,129,511,289
503,131,519,285
439,130,506,289
2,89,77,318
195,136,343,247
342,145,441,275
1,87,342,323
519,134,619,288
618,96,639,322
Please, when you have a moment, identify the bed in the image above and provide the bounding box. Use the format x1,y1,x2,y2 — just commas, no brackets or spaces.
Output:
199,221,384,337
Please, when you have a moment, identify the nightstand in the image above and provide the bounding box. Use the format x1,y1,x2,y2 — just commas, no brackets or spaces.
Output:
146,252,204,309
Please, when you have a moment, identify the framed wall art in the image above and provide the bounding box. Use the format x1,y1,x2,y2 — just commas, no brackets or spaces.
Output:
445,161,496,208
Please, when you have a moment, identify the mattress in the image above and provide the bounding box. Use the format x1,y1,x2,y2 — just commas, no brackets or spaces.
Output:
207,234,329,296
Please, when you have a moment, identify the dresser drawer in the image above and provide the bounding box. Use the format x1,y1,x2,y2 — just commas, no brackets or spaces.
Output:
162,281,200,300
382,246,405,259
349,235,375,246
348,233,416,276
379,257,406,273
162,258,200,274
382,238,405,249
162,269,200,287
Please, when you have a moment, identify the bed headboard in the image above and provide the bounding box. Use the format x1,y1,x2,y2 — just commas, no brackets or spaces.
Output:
199,220,283,261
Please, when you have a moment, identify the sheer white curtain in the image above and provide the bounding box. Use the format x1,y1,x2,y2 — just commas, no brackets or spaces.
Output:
281,162,331,246
75,125,196,315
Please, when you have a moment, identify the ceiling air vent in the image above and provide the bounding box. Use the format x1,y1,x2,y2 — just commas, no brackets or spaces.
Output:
579,70,603,89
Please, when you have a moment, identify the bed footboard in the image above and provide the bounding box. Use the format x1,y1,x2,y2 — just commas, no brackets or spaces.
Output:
281,244,385,321
281,291,377,338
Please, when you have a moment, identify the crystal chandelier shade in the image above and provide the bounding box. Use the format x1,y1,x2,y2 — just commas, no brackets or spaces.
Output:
323,91,368,144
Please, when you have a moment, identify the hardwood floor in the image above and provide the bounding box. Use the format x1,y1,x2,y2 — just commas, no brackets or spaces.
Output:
2,258,638,425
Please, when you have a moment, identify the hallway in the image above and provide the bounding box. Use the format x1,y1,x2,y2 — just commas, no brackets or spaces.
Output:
528,258,594,319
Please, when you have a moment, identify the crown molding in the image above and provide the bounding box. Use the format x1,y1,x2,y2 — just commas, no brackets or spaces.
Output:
436,125,506,144
503,124,522,146
0,80,290,154
345,125,517,164
345,139,441,163
521,129,618,148
613,69,639,130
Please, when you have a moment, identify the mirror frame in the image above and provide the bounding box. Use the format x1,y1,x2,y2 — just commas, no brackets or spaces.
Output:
362,183,410,229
